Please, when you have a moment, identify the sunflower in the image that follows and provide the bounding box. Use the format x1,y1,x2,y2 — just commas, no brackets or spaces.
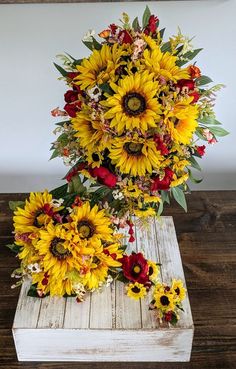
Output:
133,207,156,218
102,71,162,134
109,135,162,177
170,172,189,187
164,97,199,144
68,202,114,248
153,285,175,312
36,222,82,280
15,232,39,265
82,259,108,290
171,279,186,302
75,43,126,90
142,39,190,83
72,111,111,153
32,271,73,297
147,260,160,281
13,191,62,237
126,282,147,300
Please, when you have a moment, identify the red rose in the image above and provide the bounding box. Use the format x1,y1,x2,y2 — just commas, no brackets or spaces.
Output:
176,79,195,91
102,174,117,188
64,101,81,118
121,253,149,284
90,166,110,179
118,30,133,44
151,168,174,191
148,15,159,33
196,145,206,157
154,135,169,155
164,311,173,322
64,90,79,103
189,91,200,103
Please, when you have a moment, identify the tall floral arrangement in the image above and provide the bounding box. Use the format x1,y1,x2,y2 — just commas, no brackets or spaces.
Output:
8,7,227,325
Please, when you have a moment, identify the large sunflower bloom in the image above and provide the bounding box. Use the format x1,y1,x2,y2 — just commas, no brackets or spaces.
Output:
109,135,162,177
142,38,189,83
68,202,114,248
102,71,162,134
72,111,111,153
164,97,199,144
75,44,126,90
13,191,56,234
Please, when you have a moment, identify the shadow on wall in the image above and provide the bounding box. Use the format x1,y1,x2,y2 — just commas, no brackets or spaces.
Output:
0,172,235,193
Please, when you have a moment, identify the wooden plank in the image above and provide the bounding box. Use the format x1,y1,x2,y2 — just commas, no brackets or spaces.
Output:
12,279,41,329
155,217,194,330
63,294,91,329
89,285,114,329
13,328,193,362
37,296,66,329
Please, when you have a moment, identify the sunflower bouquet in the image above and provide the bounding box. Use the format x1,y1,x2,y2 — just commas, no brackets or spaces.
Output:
8,7,227,325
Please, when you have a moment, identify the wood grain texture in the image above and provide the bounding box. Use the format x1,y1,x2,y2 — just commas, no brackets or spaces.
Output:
0,191,236,368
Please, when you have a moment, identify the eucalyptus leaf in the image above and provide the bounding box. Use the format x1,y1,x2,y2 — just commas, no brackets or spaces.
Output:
188,156,201,171
171,187,187,212
9,200,25,211
50,149,59,160
142,6,151,28
161,41,171,53
209,126,229,137
195,128,207,141
176,48,203,67
187,168,203,184
6,244,21,253
195,75,213,86
161,190,170,204
157,201,163,216
50,183,68,199
132,17,140,31
198,117,222,126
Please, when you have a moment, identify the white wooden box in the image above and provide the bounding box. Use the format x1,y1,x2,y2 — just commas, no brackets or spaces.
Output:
12,216,194,362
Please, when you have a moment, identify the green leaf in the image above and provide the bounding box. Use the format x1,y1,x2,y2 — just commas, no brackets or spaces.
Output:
195,75,213,86
49,149,59,160
195,128,207,141
82,40,94,51
6,244,21,253
132,16,140,31
9,200,25,211
68,175,87,195
55,120,71,127
53,62,68,77
187,168,203,184
50,183,68,199
142,5,151,28
157,201,163,216
92,37,102,50
57,133,68,145
198,117,222,125
159,28,165,39
161,190,170,204
99,82,114,95
171,187,187,212
188,156,201,171
161,41,171,53
170,312,178,326
208,126,229,137
176,48,203,67
27,284,39,298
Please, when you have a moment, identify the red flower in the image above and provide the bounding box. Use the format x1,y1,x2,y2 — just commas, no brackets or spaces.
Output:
64,101,81,118
67,72,79,80
148,15,159,33
118,30,133,44
66,163,86,182
154,135,169,155
176,79,195,91
188,65,201,79
151,168,174,191
121,253,149,284
189,91,200,103
109,23,118,34
64,90,79,104
90,166,117,188
196,145,206,157
164,311,173,322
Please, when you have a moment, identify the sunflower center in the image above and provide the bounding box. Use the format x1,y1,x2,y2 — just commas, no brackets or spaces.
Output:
50,237,71,260
131,286,141,293
123,92,146,116
160,295,170,306
175,287,180,295
124,142,143,156
149,266,154,276
77,220,95,239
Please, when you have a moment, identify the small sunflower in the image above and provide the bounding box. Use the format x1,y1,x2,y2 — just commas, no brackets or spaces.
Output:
171,279,186,302
133,207,156,218
153,285,175,312
126,282,147,300
164,97,199,144
102,71,162,134
109,135,162,177
75,43,126,90
147,260,160,281
82,260,108,290
13,191,55,234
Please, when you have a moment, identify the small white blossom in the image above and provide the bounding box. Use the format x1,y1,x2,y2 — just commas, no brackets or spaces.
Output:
50,198,64,208
73,282,86,302
28,263,41,273
105,275,113,287
112,189,124,200
82,29,95,43
87,86,102,102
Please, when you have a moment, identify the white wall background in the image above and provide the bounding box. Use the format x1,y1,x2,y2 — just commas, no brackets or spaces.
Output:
0,0,235,192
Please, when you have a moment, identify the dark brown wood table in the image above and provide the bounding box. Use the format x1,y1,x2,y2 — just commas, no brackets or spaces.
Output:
0,191,235,369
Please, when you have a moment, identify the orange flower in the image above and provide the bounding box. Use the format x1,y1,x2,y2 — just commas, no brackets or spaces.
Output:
98,29,111,38
188,65,201,79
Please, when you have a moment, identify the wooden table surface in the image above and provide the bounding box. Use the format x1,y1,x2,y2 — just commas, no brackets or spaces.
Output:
0,191,235,369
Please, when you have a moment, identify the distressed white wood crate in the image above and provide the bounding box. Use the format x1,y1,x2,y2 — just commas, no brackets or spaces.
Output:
12,216,193,362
